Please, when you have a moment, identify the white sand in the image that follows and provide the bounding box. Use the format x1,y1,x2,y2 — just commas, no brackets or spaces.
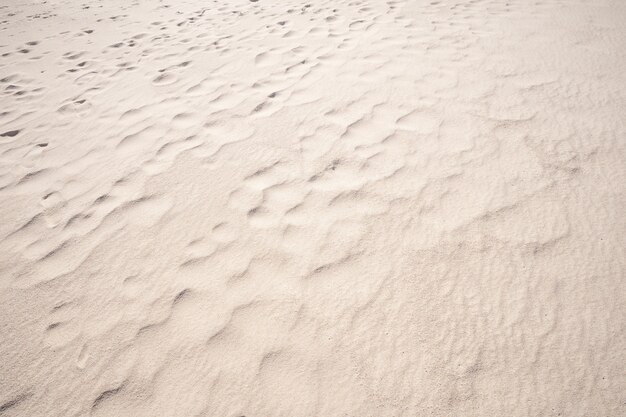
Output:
1,0,625,415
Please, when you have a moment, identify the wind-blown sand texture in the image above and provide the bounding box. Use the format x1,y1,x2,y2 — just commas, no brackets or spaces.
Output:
1,0,625,416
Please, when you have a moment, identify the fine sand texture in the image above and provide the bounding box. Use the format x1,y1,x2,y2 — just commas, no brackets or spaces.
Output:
1,0,625,416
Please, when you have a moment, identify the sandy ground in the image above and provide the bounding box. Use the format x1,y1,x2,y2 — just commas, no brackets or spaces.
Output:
0,0,625,416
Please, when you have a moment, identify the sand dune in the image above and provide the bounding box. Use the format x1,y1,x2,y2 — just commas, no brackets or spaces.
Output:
1,0,625,416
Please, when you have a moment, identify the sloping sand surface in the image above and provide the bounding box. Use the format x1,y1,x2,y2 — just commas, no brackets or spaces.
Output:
1,0,625,416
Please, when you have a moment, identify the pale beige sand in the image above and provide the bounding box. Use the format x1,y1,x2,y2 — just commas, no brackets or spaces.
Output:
0,0,625,416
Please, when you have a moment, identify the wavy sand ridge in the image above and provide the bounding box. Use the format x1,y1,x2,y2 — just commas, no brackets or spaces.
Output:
1,0,625,416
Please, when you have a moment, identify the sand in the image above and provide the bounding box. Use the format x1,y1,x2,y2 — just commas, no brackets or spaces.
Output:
0,0,625,416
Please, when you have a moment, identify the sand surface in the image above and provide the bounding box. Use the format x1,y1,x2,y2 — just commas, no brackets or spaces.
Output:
1,0,625,416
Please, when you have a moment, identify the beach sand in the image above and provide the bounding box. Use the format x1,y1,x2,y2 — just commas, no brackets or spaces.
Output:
0,0,625,416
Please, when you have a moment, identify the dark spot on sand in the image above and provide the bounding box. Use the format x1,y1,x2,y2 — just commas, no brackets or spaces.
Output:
1,130,20,137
